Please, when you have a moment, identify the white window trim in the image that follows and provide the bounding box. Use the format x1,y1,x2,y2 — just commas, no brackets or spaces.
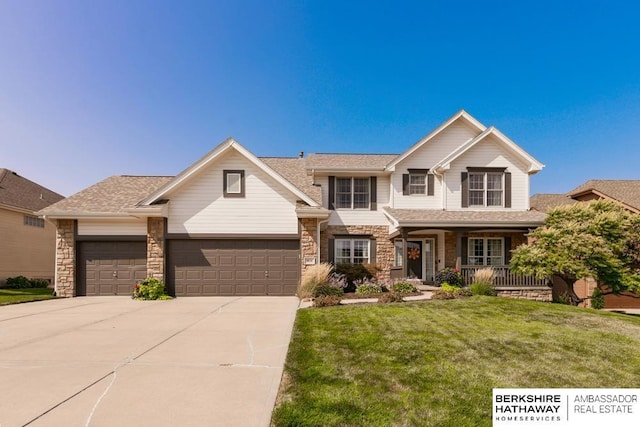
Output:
335,238,371,264
335,177,371,210
409,173,427,196
468,172,504,208
467,237,504,266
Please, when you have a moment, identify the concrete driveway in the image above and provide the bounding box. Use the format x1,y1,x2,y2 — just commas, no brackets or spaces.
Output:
0,296,299,427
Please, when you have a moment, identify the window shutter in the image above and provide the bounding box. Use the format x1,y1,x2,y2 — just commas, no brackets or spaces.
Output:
504,172,512,208
461,237,468,265
427,174,434,196
328,176,335,210
370,176,377,210
369,238,376,263
328,239,335,264
504,237,512,265
402,174,409,195
461,172,469,208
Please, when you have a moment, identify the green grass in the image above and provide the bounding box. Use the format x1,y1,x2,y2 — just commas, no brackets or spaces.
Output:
272,297,640,427
0,287,56,305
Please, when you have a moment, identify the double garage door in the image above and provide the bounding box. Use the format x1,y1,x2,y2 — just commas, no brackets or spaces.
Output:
167,239,299,296
77,239,299,297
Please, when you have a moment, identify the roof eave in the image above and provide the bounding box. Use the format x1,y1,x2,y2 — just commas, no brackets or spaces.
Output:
38,212,137,219
396,220,545,228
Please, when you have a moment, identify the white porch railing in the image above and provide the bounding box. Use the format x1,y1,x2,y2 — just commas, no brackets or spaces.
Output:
460,265,548,288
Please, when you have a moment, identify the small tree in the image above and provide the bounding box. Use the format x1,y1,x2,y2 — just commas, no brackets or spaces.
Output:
510,200,640,305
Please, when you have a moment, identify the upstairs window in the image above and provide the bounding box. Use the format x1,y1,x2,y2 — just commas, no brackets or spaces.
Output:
462,168,511,208
335,177,370,209
409,173,426,195
223,170,245,198
402,169,434,196
24,215,45,228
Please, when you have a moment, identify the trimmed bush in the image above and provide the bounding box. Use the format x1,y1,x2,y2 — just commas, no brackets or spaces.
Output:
298,263,333,299
391,281,418,294
378,292,405,303
313,284,344,298
469,282,497,296
29,278,50,288
355,280,385,295
435,268,464,287
133,278,172,300
591,287,605,310
313,295,342,307
6,276,33,289
335,263,374,292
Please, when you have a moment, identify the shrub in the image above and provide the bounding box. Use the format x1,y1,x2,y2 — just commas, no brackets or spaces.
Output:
313,295,341,307
469,282,497,296
473,267,494,285
313,284,344,298
29,278,50,288
327,272,348,289
391,281,418,294
553,293,571,305
435,268,464,287
433,285,472,299
432,290,456,300
355,279,386,295
378,292,405,303
335,263,374,292
133,278,172,300
440,283,460,293
6,276,32,289
591,287,605,309
298,263,333,299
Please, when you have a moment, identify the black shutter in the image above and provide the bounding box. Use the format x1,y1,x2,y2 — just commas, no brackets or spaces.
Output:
504,172,512,208
427,174,434,196
461,237,468,265
328,176,335,210
328,239,335,264
402,174,409,195
370,238,376,263
461,172,469,208
504,237,512,265
370,176,377,210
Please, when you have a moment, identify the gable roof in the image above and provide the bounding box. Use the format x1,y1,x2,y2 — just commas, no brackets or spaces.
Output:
568,180,640,212
39,176,173,217
306,153,399,171
385,110,487,171
0,169,64,212
141,138,319,207
530,193,576,212
431,126,544,174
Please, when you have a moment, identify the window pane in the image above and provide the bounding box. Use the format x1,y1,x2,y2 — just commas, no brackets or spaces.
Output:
227,173,241,193
354,193,369,208
394,241,403,267
336,193,351,208
335,240,351,264
353,178,369,193
336,178,352,193
487,239,502,257
410,174,425,185
353,240,369,264
487,173,502,190
353,178,369,208
335,178,352,208
469,190,484,206
469,173,484,190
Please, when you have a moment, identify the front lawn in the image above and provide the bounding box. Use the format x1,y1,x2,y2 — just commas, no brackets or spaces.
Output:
272,297,640,427
0,288,56,305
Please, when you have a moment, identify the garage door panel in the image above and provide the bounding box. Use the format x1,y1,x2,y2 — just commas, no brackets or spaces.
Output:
78,241,146,296
168,239,299,296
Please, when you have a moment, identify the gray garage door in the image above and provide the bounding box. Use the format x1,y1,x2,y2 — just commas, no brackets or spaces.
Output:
77,241,147,296
167,239,300,296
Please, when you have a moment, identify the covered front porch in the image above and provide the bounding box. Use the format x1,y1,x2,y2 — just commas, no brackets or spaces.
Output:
384,208,548,289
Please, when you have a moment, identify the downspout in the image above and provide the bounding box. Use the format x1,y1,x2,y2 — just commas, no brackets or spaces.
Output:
317,217,329,264
43,215,58,296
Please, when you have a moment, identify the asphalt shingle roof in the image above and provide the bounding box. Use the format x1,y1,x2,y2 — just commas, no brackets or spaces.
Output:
305,153,399,170
384,207,546,225
40,176,173,215
259,157,322,204
568,180,640,211
530,193,576,212
0,169,64,211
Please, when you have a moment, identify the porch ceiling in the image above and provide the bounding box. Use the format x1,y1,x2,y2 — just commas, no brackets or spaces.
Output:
383,207,546,228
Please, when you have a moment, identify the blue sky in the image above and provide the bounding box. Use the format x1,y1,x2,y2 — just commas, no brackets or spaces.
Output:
1,1,639,196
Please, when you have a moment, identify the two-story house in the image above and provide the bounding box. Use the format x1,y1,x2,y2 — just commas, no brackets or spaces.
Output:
40,110,549,299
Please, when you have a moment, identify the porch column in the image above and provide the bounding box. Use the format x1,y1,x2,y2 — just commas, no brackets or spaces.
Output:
455,231,462,270
402,228,409,277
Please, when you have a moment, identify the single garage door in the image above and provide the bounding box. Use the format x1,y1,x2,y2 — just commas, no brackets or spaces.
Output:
77,241,147,296
167,239,300,296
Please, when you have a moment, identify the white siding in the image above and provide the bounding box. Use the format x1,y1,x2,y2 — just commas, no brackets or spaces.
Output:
167,150,299,235
392,119,480,209
77,219,147,235
315,174,392,226
445,136,530,210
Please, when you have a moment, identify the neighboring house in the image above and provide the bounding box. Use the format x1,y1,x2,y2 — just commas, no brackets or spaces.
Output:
40,110,550,300
0,169,64,286
531,180,640,308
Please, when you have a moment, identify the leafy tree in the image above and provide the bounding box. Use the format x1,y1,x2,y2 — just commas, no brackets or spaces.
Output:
510,200,640,305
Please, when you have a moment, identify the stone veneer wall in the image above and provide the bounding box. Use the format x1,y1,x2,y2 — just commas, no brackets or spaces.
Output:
496,288,552,302
321,225,393,282
299,218,318,278
147,217,165,281
55,219,75,297
444,231,528,268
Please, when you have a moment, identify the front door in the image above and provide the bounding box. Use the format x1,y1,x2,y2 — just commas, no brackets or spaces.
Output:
407,241,422,279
